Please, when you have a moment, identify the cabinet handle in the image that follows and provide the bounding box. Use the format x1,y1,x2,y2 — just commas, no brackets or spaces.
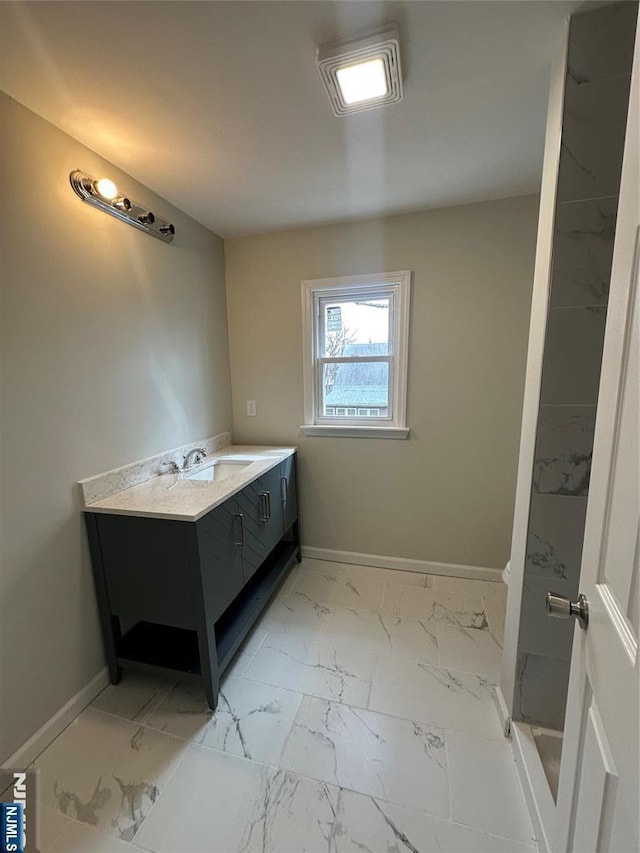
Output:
234,513,244,546
267,491,272,519
281,476,288,502
259,492,269,522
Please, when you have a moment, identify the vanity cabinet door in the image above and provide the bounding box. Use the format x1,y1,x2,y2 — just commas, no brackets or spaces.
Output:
280,455,298,534
195,495,244,623
237,465,284,582
95,514,198,629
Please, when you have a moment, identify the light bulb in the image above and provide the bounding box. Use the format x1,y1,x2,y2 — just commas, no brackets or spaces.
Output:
94,178,118,200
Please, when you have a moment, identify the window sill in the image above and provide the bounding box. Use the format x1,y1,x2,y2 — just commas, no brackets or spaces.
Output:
300,425,410,439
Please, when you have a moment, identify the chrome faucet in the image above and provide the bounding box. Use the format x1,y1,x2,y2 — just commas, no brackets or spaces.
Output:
158,460,180,475
183,447,207,469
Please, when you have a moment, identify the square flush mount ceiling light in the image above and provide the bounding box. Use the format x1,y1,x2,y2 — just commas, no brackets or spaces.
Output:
316,24,403,116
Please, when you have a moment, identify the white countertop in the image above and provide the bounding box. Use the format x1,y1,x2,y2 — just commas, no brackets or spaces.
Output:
82,445,296,521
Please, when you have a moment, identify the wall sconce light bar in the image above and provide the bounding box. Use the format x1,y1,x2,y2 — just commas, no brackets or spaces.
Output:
69,170,176,243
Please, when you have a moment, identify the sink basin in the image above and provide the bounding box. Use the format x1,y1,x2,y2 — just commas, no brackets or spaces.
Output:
186,460,250,482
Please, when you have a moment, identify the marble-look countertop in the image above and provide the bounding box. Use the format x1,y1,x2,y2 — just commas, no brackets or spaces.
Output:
82,445,296,522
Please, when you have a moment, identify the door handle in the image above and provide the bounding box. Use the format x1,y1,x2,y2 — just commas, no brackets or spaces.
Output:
281,476,288,502
234,513,244,546
546,592,589,630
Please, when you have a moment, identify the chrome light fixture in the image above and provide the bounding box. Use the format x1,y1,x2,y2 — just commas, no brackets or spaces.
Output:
316,24,403,116
69,170,176,243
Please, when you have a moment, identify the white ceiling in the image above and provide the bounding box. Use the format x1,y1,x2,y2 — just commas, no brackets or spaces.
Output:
0,1,585,237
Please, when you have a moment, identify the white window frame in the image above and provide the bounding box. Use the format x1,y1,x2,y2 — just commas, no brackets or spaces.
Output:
301,271,411,439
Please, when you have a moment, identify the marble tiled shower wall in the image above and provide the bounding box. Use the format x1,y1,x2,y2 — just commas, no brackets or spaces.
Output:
513,1,637,730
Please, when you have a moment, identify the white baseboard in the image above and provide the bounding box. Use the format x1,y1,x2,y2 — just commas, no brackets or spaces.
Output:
510,721,556,853
2,667,109,769
301,546,503,581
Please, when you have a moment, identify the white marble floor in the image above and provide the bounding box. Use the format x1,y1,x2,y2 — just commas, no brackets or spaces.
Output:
36,559,536,853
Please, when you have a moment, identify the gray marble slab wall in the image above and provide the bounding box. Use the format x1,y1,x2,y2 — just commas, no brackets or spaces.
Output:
513,1,637,730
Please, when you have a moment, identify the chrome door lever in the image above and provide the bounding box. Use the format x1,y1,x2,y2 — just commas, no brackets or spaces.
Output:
546,592,589,630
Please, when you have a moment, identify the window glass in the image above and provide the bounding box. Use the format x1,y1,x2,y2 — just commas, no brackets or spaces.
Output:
321,362,389,417
322,298,390,357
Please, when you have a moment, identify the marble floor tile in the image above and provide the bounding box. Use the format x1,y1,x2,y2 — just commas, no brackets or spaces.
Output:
369,656,504,740
323,606,438,663
447,731,535,843
30,561,534,852
437,623,503,681
380,581,412,616
276,564,302,597
39,805,71,853
243,633,375,707
34,708,187,843
346,563,428,587
332,788,536,853
434,575,508,599
484,596,507,647
431,593,490,628
134,743,339,853
47,819,139,853
280,696,449,817
90,672,174,724
145,676,302,765
382,586,488,629
257,594,333,638
298,557,349,577
222,626,268,680
292,573,385,611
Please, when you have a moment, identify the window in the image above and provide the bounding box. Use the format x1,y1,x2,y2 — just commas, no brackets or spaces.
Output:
301,271,411,438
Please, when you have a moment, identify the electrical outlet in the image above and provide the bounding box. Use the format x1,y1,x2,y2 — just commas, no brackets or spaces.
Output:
246,400,256,417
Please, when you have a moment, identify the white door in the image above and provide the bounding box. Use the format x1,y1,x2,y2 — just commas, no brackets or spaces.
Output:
553,23,639,853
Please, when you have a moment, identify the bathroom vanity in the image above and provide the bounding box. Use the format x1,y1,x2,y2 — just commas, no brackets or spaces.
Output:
81,445,299,710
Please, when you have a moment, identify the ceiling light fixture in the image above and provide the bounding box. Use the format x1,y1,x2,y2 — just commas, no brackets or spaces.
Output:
70,170,175,243
316,24,403,116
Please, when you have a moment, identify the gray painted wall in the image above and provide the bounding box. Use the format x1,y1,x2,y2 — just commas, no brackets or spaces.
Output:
225,197,539,570
513,1,637,730
0,93,232,763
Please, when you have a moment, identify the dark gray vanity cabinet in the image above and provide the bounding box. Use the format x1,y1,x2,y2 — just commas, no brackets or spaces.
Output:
280,454,298,534
196,497,245,624
95,513,198,629
237,465,284,582
85,454,300,712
